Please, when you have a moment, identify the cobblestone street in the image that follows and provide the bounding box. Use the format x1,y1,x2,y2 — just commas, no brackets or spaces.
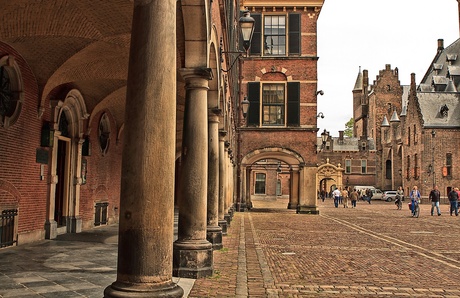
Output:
191,198,460,297
1,198,460,297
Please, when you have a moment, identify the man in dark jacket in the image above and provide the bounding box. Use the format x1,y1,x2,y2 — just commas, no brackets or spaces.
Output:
429,185,441,216
448,188,459,216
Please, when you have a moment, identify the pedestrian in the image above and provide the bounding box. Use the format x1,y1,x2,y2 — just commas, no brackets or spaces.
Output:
320,188,327,202
409,186,421,217
332,187,341,208
396,186,404,201
342,186,349,208
350,188,358,208
365,188,372,204
448,187,459,216
429,185,441,216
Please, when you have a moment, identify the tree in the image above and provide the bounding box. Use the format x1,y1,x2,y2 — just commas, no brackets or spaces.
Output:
344,118,354,137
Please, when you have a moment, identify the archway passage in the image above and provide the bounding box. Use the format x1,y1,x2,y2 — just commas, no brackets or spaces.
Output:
240,147,306,211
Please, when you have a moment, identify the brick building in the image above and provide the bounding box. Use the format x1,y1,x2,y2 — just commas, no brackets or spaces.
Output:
238,0,325,213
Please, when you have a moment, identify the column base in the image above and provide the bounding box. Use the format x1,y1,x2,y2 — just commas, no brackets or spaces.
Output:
296,205,320,214
206,225,223,250
69,216,82,233
224,213,231,227
104,280,183,298
218,219,227,236
287,202,298,209
173,240,213,279
44,220,57,239
236,202,246,212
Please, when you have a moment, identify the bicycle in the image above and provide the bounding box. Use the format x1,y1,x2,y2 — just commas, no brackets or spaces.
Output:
408,199,420,217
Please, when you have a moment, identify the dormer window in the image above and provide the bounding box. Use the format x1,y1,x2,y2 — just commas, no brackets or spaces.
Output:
446,53,457,64
440,104,449,118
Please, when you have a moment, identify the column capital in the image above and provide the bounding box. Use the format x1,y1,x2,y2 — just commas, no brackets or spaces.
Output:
179,67,213,81
219,130,227,138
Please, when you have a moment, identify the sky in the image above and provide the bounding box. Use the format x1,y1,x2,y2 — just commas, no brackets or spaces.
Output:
316,0,459,136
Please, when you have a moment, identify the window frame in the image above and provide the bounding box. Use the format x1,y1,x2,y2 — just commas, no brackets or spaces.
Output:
254,172,266,195
361,159,367,174
261,83,286,126
263,14,286,56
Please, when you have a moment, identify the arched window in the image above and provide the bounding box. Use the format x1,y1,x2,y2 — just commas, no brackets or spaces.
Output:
98,113,110,155
0,56,23,128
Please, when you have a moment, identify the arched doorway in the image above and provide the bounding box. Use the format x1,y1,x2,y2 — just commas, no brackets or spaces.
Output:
240,147,306,211
45,89,89,239
317,158,344,196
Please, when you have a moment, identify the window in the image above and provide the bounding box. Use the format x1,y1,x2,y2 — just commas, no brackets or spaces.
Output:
262,84,285,125
247,82,300,127
0,55,23,128
414,154,418,179
255,173,266,194
345,159,351,174
407,126,410,146
413,125,417,144
385,160,392,179
264,16,286,55
99,113,110,155
249,13,301,56
406,155,410,179
446,153,452,177
361,160,367,174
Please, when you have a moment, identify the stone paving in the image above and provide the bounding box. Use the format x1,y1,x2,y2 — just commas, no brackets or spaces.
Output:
1,198,460,297
190,198,460,297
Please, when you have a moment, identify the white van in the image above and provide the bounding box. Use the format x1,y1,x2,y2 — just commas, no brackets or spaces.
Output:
351,186,383,200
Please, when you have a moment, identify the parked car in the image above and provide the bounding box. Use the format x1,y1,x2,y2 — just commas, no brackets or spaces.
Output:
371,188,384,200
382,190,398,202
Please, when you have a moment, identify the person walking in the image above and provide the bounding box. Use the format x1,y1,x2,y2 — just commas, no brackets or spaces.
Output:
320,188,327,202
448,187,459,216
332,187,341,208
350,188,358,208
429,185,441,216
410,186,421,217
342,186,349,208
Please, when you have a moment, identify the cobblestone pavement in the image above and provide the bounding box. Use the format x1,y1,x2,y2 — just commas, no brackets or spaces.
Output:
1,198,460,297
190,198,460,297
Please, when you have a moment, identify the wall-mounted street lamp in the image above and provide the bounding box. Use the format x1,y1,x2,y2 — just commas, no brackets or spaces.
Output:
241,96,250,119
276,161,282,173
316,90,324,96
320,128,329,152
220,10,255,72
316,112,324,119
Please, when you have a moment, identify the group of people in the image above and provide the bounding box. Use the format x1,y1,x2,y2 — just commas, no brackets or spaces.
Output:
330,186,359,208
321,185,460,217
408,185,460,217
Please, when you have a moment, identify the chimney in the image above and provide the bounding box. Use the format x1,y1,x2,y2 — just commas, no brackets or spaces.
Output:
339,131,344,143
438,39,444,51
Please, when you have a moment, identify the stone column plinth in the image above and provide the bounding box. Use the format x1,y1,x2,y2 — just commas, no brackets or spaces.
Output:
104,0,183,297
173,68,213,279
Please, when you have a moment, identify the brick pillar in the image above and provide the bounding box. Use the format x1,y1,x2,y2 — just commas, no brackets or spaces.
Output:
104,0,183,296
207,109,223,250
173,68,213,279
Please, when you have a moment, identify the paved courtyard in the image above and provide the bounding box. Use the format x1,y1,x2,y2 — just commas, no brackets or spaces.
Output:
1,198,460,297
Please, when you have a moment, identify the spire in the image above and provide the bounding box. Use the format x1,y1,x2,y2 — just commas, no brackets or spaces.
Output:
381,115,390,127
446,78,457,92
353,66,363,91
390,110,400,122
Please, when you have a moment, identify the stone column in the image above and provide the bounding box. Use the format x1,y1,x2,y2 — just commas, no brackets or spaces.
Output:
218,130,228,235
224,142,231,224
297,166,320,214
173,68,213,279
207,109,223,250
288,167,299,209
104,0,183,297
